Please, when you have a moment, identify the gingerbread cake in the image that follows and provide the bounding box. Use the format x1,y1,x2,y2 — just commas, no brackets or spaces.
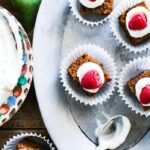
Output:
67,53,111,82
16,138,50,150
128,70,150,108
119,2,150,45
127,70,150,94
80,0,114,15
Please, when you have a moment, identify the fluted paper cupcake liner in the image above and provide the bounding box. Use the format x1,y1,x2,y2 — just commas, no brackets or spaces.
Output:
60,44,117,106
2,132,55,150
118,57,150,117
110,0,150,53
68,0,121,26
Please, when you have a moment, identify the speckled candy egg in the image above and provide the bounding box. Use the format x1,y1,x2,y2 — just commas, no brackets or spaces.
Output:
21,64,27,75
13,86,22,97
0,104,10,115
18,76,27,86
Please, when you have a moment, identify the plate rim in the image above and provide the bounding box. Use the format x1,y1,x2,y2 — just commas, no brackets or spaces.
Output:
33,0,95,150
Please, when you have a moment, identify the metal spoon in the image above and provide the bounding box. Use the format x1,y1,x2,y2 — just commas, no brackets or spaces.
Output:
96,115,131,150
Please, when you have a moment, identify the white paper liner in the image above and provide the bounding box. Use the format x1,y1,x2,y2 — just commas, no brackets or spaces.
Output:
2,132,55,150
68,0,121,26
118,57,150,117
110,0,150,53
60,44,117,106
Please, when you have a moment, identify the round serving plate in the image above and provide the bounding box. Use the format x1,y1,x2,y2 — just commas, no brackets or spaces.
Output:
0,7,33,126
33,0,150,150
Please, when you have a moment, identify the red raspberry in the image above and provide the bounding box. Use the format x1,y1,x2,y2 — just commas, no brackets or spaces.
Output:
140,85,150,105
128,13,147,30
81,70,103,89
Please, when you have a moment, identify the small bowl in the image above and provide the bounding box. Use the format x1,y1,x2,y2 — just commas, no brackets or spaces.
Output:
0,7,33,126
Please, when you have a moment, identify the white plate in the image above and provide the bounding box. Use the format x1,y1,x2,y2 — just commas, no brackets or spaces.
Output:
33,0,150,150
33,0,95,150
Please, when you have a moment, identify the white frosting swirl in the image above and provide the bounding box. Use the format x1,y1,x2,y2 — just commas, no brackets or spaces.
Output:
77,62,105,93
79,0,105,9
0,13,23,105
135,77,150,106
126,6,150,38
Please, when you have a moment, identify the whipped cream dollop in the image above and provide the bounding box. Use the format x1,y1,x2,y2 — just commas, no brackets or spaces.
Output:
0,12,23,105
126,6,150,38
79,0,105,9
77,62,105,93
135,77,150,106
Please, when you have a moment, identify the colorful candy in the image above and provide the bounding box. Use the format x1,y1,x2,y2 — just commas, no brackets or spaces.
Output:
21,64,27,75
7,96,16,107
18,76,27,86
0,104,10,115
22,52,28,63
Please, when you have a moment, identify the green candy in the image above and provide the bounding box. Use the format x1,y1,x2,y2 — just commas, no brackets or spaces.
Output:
11,0,41,31
18,76,27,86
19,31,25,41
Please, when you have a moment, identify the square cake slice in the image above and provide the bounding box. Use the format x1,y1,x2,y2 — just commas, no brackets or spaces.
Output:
128,70,150,109
67,53,111,82
80,0,114,15
16,138,50,150
127,70,150,94
119,2,150,45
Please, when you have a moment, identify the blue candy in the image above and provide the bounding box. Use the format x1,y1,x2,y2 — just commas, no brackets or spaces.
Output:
22,52,28,63
7,96,16,107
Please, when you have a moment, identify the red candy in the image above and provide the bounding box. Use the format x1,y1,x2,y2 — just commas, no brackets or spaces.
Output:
81,70,103,89
13,86,22,97
0,104,9,115
21,64,27,75
140,85,150,105
128,13,147,30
